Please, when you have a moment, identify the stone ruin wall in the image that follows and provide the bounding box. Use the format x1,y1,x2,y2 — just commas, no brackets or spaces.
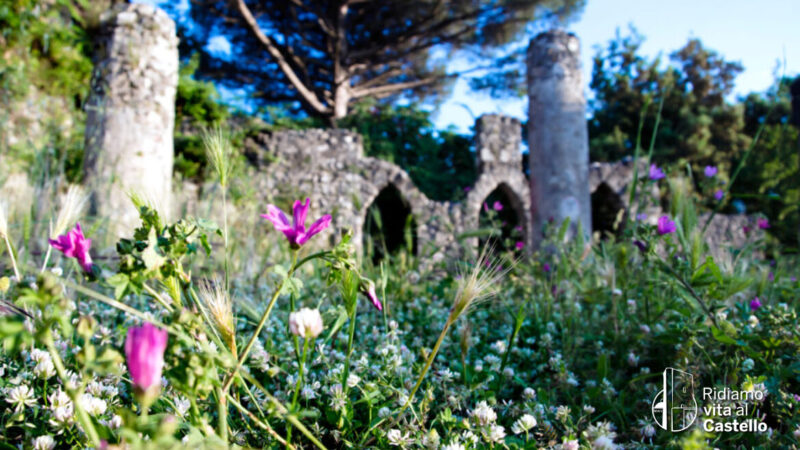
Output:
242,114,530,259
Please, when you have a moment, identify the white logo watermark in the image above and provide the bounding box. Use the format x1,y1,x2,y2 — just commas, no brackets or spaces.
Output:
651,367,768,433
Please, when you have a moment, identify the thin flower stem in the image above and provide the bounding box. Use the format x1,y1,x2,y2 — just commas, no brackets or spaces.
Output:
221,250,299,393
64,280,168,329
143,283,174,313
342,309,357,393
401,316,453,414
3,234,20,281
44,333,101,447
222,187,230,293
40,245,53,273
497,305,524,388
226,392,294,449
215,386,228,442
287,336,310,444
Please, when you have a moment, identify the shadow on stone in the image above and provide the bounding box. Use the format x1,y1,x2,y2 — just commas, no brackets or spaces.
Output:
363,184,418,264
591,182,626,238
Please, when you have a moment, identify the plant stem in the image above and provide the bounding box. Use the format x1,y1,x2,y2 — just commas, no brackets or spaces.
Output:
222,250,298,393
497,305,524,387
226,392,295,449
215,386,228,442
401,317,452,413
222,187,230,293
342,309,358,393
44,333,100,447
288,336,310,444
40,245,53,273
3,234,20,281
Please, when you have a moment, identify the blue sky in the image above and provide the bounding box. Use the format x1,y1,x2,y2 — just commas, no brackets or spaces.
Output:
434,0,799,133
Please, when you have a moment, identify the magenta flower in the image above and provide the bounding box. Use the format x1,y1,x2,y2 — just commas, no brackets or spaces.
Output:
714,189,724,201
360,280,383,311
657,216,676,235
515,241,524,250
125,323,168,394
743,225,751,234
261,198,331,248
648,164,665,180
757,218,770,230
704,165,718,178
483,203,489,213
492,201,503,211
463,186,472,192
749,297,762,311
48,222,93,273
543,263,551,273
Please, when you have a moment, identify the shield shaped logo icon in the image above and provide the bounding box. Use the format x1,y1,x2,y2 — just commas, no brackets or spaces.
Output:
652,367,697,432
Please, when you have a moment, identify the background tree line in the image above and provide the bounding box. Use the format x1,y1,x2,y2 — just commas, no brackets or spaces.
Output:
0,1,797,248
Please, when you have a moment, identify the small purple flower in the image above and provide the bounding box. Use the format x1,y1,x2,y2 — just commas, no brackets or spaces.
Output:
463,186,471,192
714,189,724,201
794,394,800,402
657,216,676,235
757,218,770,230
514,226,523,232
543,263,551,273
515,241,524,250
768,272,774,282
749,297,762,311
125,323,168,394
261,198,331,248
635,213,647,221
743,225,751,234
648,164,665,180
633,240,647,253
492,201,503,212
49,223,94,273
704,165,718,178
791,276,797,282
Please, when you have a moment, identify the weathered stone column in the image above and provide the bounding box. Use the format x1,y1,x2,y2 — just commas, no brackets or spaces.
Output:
475,114,523,174
83,4,178,236
527,30,591,246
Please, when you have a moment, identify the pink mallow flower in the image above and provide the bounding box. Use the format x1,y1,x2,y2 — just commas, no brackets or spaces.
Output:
261,198,331,248
757,218,770,230
704,165,718,177
48,222,93,273
657,216,676,235
492,201,503,211
648,164,665,180
515,241,525,250
125,323,168,395
360,280,383,311
749,297,762,311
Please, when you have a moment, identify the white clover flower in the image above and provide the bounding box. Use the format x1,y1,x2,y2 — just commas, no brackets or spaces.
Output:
491,340,507,354
30,348,51,364
328,384,346,412
34,359,56,379
421,428,440,449
440,443,465,450
80,393,107,416
484,354,501,366
592,435,617,449
50,404,74,428
461,430,478,445
748,315,759,327
627,352,639,367
87,381,104,397
289,307,324,339
49,389,72,409
346,373,361,388
583,404,596,414
470,401,497,426
378,406,392,418
486,424,506,443
626,299,636,312
523,387,536,400
556,405,571,423
639,324,651,334
301,385,317,400
511,413,537,434
6,385,36,411
174,396,191,417
640,423,655,438
560,440,580,450
32,435,55,450
742,358,754,372
107,414,123,430
437,368,454,383
503,367,514,378
386,429,412,447
601,378,617,396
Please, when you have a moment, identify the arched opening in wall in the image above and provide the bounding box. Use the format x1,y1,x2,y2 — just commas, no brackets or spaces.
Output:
478,183,525,253
591,182,626,238
363,184,418,264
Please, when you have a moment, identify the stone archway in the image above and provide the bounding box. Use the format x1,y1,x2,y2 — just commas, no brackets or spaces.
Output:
591,182,626,237
362,183,418,264
479,183,526,252
463,170,531,253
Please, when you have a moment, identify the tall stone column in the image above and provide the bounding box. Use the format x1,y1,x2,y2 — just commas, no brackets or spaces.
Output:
527,29,591,246
83,4,178,236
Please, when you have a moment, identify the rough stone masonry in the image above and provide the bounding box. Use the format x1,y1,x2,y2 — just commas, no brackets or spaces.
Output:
83,4,178,236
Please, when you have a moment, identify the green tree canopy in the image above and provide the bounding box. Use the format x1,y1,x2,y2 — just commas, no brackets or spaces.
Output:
170,0,584,125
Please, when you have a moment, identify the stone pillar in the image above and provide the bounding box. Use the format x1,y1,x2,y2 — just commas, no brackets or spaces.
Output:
83,4,178,236
527,29,591,246
475,114,523,173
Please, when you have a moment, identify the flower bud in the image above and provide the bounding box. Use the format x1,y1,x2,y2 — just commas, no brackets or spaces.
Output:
124,323,168,407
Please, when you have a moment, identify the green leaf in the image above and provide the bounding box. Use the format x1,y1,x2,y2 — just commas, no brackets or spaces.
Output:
106,273,130,300
142,228,166,271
